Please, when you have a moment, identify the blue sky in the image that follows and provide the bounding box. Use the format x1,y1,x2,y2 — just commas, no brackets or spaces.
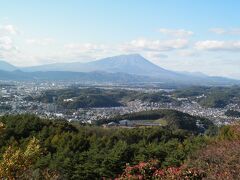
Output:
1,0,240,78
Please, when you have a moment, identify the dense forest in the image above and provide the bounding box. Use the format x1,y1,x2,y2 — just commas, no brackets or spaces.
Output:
28,88,124,109
0,113,239,179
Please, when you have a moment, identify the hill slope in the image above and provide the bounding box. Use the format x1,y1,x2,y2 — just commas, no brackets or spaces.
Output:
0,60,17,71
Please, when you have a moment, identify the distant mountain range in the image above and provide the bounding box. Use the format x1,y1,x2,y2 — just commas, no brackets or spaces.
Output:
0,70,155,83
0,54,239,85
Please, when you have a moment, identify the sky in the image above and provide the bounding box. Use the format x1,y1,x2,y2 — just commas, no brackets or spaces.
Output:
1,0,240,79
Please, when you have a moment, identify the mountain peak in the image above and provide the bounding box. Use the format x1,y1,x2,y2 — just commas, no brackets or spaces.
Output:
96,54,151,66
81,53,170,76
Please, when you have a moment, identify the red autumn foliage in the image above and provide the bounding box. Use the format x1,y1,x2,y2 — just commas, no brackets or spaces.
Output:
115,160,205,180
185,124,240,180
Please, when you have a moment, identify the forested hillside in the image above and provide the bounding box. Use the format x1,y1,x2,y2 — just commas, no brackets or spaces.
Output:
0,114,239,179
28,88,177,109
97,109,213,133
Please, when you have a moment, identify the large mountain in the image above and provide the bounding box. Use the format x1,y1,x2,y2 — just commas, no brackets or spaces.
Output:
22,54,177,77
0,54,239,85
0,60,17,71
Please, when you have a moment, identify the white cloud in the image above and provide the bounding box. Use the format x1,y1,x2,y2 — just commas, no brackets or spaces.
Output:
178,50,198,57
26,38,55,46
210,28,240,35
0,24,19,61
0,24,18,35
63,43,111,60
64,43,107,53
120,38,189,52
28,42,113,64
0,36,15,51
158,28,193,37
152,53,168,59
195,40,240,51
209,28,226,34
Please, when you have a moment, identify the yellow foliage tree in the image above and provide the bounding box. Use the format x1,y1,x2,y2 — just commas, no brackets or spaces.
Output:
0,122,5,132
0,137,41,179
